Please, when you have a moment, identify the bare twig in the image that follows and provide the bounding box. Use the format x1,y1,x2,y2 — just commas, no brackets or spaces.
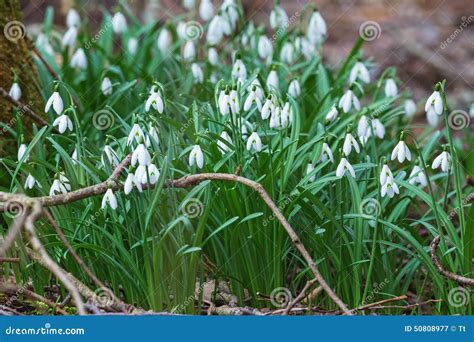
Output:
0,207,27,256
0,87,49,128
284,280,320,315
430,235,474,286
32,47,59,80
0,257,20,263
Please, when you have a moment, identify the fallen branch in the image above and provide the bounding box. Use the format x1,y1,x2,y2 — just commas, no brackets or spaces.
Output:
284,279,320,315
0,87,49,128
430,235,474,286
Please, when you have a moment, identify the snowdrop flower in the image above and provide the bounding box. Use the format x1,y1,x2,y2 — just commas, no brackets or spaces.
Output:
381,178,399,198
183,0,195,9
49,173,70,196
380,164,394,186
45,91,64,115
9,81,21,101
208,47,219,66
427,107,439,127
217,131,233,154
127,124,145,145
282,102,293,126
62,26,78,47
336,158,355,178
432,151,451,173
132,144,151,167
146,124,160,148
101,188,118,210
325,106,338,122
409,165,428,187
36,33,54,55
128,37,138,55
288,79,301,98
71,149,78,165
70,48,87,69
306,163,315,182
157,28,172,55
183,41,196,61
101,77,113,96
232,58,247,83
300,36,317,60
248,79,264,101
319,143,334,163
189,145,204,169
280,42,295,64
261,96,275,120
191,63,204,84
270,5,288,29
391,140,412,163
371,118,385,139
240,119,253,140
53,114,73,134
66,8,81,28
145,86,164,113
24,174,40,190
384,78,398,97
229,89,240,114
246,132,262,152
102,145,119,167
357,115,370,139
219,91,237,116
470,103,474,118
307,10,327,44
199,0,214,21
222,0,239,28
270,106,291,130
124,172,136,194
112,12,127,34
405,99,417,118
258,35,273,60
338,89,361,113
142,163,160,185
349,62,370,84
18,143,28,162
425,90,443,115
343,133,360,156
207,15,227,45
266,69,279,91
244,86,263,112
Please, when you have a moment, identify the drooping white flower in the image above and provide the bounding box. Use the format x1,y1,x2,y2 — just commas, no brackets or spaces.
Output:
189,145,204,168
391,140,412,163
222,0,239,29
319,143,334,163
258,35,273,60
432,151,451,173
244,86,263,112
325,106,338,122
127,124,145,145
338,90,361,113
139,163,160,185
306,163,315,182
36,33,54,55
349,62,370,84
307,10,327,44
427,107,439,127
62,26,78,47
229,89,240,114
145,86,164,113
183,0,195,9
266,70,279,91
9,82,21,101
101,77,113,96
282,102,293,126
128,37,138,55
199,0,214,21
357,115,370,139
261,96,275,120
336,158,356,178
183,41,196,61
280,42,295,64
101,189,118,210
219,92,237,116
384,78,398,97
124,172,135,195
248,79,264,101
343,133,360,156
191,63,204,84
232,58,247,83
409,165,428,187
45,91,64,115
102,145,119,167
270,5,288,29
288,79,301,98
70,48,87,69
470,103,474,118
132,144,151,167
66,8,81,28
207,15,227,45
380,164,394,186
404,99,417,118
157,28,172,55
425,90,443,115
71,149,78,165
269,106,291,130
217,131,233,154
53,114,73,134
24,174,40,190
112,12,127,34
208,47,219,66
371,118,385,139
246,132,262,152
18,143,28,162
381,178,399,198
239,119,253,140
49,173,71,196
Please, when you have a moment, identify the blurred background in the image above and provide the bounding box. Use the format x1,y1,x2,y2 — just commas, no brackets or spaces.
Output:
19,0,473,105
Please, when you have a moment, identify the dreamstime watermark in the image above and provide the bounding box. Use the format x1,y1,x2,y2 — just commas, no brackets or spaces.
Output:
262,194,297,227
91,287,114,307
443,192,474,225
4,284,28,308
351,278,390,313
447,287,470,308
360,198,381,217
171,282,205,314
359,21,382,41
447,110,470,130
92,109,115,130
84,22,112,50
4,199,27,219
182,21,204,41
181,198,205,218
1,101,34,136
271,12,300,42
440,15,474,49
270,287,292,308
3,20,26,43
5,323,85,336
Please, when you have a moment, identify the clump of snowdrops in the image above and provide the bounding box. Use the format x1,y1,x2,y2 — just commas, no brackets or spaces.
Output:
2,0,472,314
